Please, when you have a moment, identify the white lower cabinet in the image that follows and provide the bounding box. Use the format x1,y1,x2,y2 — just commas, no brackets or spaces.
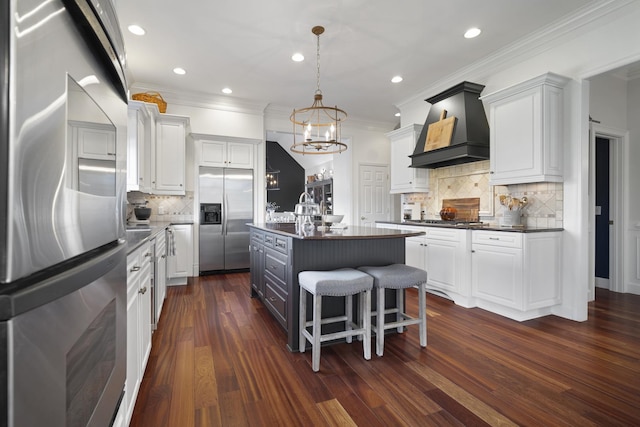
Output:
471,230,562,321
401,225,472,306
125,241,153,425
167,224,193,285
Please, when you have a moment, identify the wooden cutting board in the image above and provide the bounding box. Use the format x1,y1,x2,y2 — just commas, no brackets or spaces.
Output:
442,198,480,221
423,109,456,152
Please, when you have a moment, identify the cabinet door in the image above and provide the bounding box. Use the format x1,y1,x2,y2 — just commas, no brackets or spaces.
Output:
227,142,254,169
201,140,227,167
405,236,425,270
156,234,167,319
167,225,193,279
125,250,142,423
471,244,523,309
388,124,429,194
489,87,541,184
76,123,117,160
424,238,459,293
139,248,153,370
155,118,186,194
126,109,144,191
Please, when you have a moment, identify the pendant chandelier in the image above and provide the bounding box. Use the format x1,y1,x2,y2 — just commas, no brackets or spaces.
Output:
290,26,347,155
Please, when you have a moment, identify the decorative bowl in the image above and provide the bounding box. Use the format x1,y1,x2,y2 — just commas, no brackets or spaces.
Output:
134,207,151,220
322,214,344,225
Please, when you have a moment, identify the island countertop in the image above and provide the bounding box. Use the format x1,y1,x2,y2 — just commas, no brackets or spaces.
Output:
248,223,425,239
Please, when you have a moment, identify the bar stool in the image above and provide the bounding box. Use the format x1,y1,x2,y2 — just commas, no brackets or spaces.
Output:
299,268,373,372
358,264,427,356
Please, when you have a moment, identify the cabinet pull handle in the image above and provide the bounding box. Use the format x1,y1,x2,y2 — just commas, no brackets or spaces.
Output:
489,237,500,240
145,252,151,257
130,265,141,272
107,152,116,156
471,250,476,253
489,171,494,174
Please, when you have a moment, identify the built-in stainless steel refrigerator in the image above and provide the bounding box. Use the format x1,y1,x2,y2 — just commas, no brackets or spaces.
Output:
199,167,253,273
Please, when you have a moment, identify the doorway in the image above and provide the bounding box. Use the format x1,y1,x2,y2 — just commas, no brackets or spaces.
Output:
358,164,390,227
589,124,626,298
594,137,610,289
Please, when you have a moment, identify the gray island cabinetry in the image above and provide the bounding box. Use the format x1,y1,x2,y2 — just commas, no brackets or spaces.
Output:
248,223,424,351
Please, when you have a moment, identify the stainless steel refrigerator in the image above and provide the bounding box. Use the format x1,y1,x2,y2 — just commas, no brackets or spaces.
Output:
0,0,128,425
199,167,254,273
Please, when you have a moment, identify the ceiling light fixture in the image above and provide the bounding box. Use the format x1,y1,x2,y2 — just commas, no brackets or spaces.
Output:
290,26,347,155
222,87,232,94
292,53,304,62
173,67,186,75
464,27,481,39
128,24,146,36
391,76,403,83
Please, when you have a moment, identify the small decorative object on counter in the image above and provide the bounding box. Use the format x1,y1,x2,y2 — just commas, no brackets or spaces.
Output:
499,195,528,226
266,201,279,222
439,207,457,221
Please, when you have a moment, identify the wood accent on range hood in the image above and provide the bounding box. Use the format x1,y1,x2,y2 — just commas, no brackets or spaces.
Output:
410,82,490,169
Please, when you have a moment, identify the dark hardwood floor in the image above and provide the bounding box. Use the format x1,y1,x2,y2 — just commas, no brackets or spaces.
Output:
130,273,640,426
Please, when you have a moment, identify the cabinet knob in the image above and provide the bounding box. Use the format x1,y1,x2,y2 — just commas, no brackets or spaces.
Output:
471,250,476,253
139,177,143,181
489,171,494,174
139,286,147,294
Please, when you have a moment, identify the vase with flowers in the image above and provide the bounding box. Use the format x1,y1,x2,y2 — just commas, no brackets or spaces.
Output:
266,201,279,222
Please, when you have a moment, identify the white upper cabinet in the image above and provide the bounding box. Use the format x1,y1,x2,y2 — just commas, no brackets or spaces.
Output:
482,72,570,185
387,124,429,194
73,122,116,160
199,138,254,169
126,101,158,193
155,114,190,195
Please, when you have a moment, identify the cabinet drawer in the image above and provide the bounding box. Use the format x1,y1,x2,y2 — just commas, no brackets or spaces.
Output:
263,233,275,248
273,236,288,254
424,227,462,242
264,248,287,284
473,231,522,248
251,231,264,243
264,280,287,326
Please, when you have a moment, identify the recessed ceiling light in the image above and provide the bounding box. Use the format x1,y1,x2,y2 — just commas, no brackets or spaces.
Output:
128,25,146,36
464,27,481,39
395,112,401,117
173,67,186,75
291,53,304,62
222,88,232,94
391,76,403,83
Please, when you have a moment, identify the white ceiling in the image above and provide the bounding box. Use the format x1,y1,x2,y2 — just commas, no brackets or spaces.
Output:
114,0,598,127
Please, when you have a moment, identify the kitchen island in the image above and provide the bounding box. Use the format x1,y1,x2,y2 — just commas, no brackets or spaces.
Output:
248,223,424,351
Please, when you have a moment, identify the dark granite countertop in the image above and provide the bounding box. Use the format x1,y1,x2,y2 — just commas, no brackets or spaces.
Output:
376,220,563,233
248,223,424,240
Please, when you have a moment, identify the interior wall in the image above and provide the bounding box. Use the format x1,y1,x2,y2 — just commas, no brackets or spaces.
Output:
625,77,640,293
266,141,305,212
589,73,629,129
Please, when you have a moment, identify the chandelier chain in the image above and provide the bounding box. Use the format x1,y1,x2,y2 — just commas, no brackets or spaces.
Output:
316,31,321,94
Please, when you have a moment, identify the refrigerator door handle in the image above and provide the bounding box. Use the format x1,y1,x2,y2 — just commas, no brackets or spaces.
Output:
223,194,228,236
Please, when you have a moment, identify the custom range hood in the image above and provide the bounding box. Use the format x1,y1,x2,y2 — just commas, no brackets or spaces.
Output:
410,81,489,169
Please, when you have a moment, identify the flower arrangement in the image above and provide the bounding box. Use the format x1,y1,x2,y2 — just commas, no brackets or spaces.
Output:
266,201,279,212
499,195,528,211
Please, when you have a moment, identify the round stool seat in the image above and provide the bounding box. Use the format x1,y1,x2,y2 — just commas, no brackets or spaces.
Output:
358,264,427,289
299,268,373,296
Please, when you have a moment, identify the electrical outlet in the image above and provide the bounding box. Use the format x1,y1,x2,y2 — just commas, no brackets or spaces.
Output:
158,206,166,215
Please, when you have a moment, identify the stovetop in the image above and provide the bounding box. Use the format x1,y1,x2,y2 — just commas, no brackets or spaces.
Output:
404,219,486,227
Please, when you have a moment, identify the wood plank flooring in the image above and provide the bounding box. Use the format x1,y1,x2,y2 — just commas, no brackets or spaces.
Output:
130,273,640,426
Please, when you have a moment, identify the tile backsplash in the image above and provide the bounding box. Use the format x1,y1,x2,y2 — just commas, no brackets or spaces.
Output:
127,191,195,223
401,160,563,228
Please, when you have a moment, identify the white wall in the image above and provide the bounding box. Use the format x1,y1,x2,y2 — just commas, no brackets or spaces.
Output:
625,78,640,293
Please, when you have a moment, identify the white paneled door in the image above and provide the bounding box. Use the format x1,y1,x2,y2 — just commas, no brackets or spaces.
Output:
358,164,390,227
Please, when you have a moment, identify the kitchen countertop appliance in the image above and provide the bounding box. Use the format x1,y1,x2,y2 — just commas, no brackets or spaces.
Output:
199,167,254,273
0,0,128,425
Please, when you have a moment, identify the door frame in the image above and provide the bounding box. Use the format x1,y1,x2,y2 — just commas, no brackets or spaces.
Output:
589,123,628,298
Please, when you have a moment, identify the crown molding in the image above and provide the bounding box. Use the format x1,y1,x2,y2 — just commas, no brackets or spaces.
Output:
129,82,269,115
397,0,635,110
